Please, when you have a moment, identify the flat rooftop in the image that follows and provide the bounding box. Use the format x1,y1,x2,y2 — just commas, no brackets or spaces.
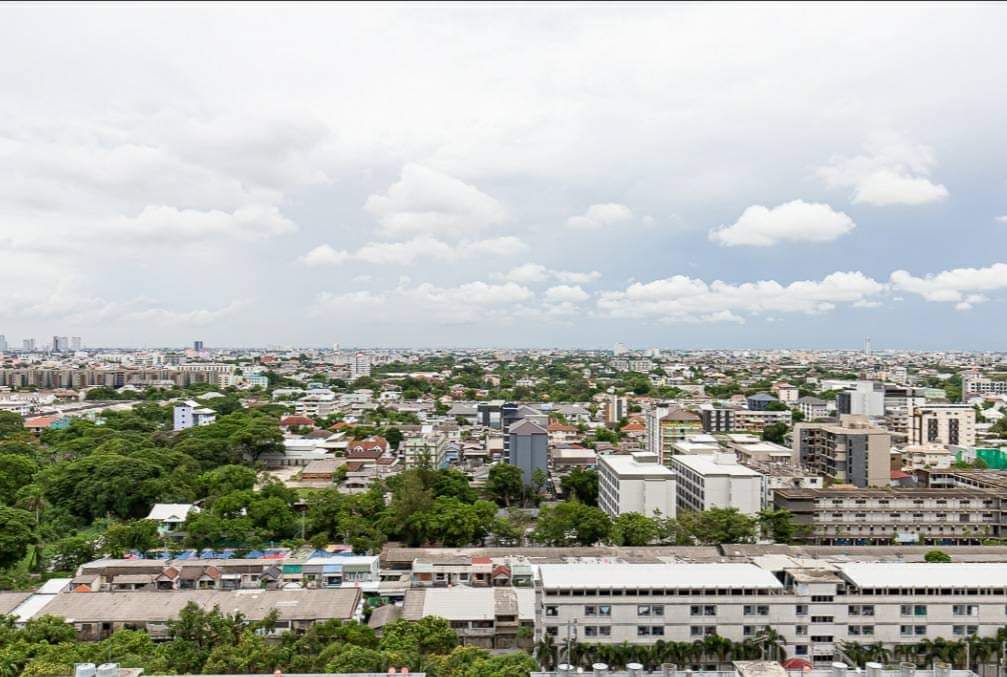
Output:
670,454,763,477
838,562,1007,589
600,454,674,478
538,563,784,590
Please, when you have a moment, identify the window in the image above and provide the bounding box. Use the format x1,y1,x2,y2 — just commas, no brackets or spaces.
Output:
796,625,808,636
638,626,665,637
811,616,834,623
796,604,808,616
901,604,927,616
691,626,715,637
811,595,834,603
638,604,664,616
744,605,770,616
811,636,833,643
953,604,978,616
545,606,558,617
850,625,874,636
848,604,874,617
795,646,809,656
546,626,558,637
691,604,716,616
585,626,612,638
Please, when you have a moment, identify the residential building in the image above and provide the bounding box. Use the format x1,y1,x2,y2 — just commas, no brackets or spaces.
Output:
598,452,677,518
70,336,82,351
963,376,1007,397
350,352,371,379
746,392,778,411
603,392,628,424
193,340,204,352
507,418,548,483
651,408,703,463
173,400,217,431
792,415,892,488
836,381,885,417
797,396,829,421
145,503,199,535
911,404,976,448
774,487,1002,545
403,586,534,650
669,453,764,515
0,335,6,352
732,409,792,433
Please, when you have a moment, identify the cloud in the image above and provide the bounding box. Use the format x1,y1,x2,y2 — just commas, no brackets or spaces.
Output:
817,135,950,206
597,271,884,323
544,285,590,303
566,203,633,230
708,200,855,246
996,215,1007,224
364,163,507,239
110,204,296,243
890,263,1007,307
499,264,602,285
302,236,526,267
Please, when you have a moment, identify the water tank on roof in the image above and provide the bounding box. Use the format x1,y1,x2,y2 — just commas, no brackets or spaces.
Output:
74,663,96,677
96,663,118,677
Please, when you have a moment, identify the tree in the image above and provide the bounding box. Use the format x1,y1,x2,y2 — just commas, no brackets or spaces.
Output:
758,508,799,544
532,501,612,546
561,467,599,506
681,507,757,544
925,549,952,563
0,506,35,569
762,422,789,444
0,411,24,437
380,616,458,656
50,535,97,571
609,512,661,546
485,463,524,507
103,520,160,557
0,454,38,505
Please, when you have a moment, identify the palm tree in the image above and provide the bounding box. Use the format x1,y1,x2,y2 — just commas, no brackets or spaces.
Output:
865,641,892,666
839,641,868,667
757,628,787,661
534,634,557,670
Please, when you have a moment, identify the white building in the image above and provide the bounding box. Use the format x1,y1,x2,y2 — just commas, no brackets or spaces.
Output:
146,503,199,535
669,453,764,515
598,452,677,519
350,352,372,379
173,400,217,431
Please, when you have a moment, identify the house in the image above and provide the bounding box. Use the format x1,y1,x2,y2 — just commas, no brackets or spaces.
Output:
346,435,389,459
280,415,316,430
402,586,534,650
146,503,199,535
173,401,216,431
23,414,70,434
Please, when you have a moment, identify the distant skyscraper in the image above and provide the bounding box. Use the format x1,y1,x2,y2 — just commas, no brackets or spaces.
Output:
22,338,35,351
0,335,6,352
864,336,872,357
613,342,628,356
52,336,69,352
193,340,205,352
70,336,81,351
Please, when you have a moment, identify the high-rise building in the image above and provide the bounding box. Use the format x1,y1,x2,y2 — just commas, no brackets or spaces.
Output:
193,340,205,352
22,338,35,351
70,337,81,351
52,336,69,352
350,351,371,379
792,414,892,488
0,335,7,352
911,404,976,448
507,418,548,484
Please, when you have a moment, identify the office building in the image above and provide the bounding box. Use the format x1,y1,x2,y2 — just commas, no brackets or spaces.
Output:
598,452,677,518
836,381,886,417
52,336,69,352
22,338,35,351
911,404,976,448
797,396,829,421
193,340,204,352
70,336,81,351
0,335,6,352
669,453,764,515
603,392,628,424
963,376,1007,397
792,415,892,488
507,418,547,484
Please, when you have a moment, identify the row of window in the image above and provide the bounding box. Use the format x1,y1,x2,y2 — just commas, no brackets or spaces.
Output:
549,625,984,640
549,603,995,618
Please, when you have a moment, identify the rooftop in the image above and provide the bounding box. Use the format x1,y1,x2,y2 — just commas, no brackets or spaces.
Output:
538,563,784,590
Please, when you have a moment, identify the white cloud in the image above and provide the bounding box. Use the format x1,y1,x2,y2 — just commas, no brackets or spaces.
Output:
817,136,950,206
110,204,296,243
566,203,633,230
302,236,526,267
597,271,884,323
890,263,1007,306
708,200,855,247
364,163,507,239
544,285,590,303
996,215,1007,224
499,264,602,285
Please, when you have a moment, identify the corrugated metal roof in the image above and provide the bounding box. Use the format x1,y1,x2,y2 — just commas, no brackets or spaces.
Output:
538,563,784,590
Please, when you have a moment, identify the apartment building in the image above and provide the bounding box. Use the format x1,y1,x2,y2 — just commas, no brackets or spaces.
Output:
403,586,534,650
402,429,449,469
172,401,217,431
733,409,792,433
774,486,1003,545
836,381,885,417
669,453,764,515
598,452,677,518
963,376,1007,397
797,397,829,421
647,408,703,462
792,415,891,488
910,404,976,448
508,418,548,483
536,561,1007,664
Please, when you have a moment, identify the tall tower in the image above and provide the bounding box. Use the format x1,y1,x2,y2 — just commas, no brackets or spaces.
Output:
864,337,872,357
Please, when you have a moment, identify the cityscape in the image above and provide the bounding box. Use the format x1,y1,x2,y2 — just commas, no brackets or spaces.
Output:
3,4,1007,677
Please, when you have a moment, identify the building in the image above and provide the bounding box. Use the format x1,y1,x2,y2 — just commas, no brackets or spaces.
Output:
774,486,1001,545
145,503,199,535
598,452,677,518
837,381,886,417
52,336,69,352
910,404,976,448
173,400,217,431
650,408,703,462
350,352,371,379
746,392,778,411
70,336,82,351
193,340,204,352
732,409,792,433
0,335,6,352
774,383,800,404
403,586,534,649
22,338,35,351
507,419,548,483
792,415,891,488
669,453,764,515
537,560,1007,663
603,393,628,424
963,376,1007,397
797,396,829,421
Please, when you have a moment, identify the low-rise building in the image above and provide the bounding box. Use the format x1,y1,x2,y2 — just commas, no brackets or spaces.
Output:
598,452,677,518
403,586,534,649
669,453,764,515
793,415,892,488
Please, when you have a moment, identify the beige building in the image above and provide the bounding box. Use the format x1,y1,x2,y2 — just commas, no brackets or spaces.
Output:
792,415,891,488
598,452,677,518
910,404,976,448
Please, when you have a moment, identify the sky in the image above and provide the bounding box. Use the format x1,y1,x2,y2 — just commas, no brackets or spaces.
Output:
2,3,1007,350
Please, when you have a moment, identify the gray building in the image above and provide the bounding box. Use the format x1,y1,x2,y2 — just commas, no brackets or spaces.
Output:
507,418,548,483
792,415,891,488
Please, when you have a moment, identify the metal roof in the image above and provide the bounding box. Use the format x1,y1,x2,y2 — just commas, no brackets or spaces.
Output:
838,562,1007,588
538,563,784,590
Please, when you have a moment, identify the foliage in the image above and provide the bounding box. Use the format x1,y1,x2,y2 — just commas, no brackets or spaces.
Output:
485,463,524,507
609,512,661,546
531,501,611,546
560,467,599,506
0,506,35,569
924,549,952,563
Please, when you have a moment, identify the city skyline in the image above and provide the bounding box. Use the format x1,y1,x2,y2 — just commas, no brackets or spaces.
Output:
2,5,1007,348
